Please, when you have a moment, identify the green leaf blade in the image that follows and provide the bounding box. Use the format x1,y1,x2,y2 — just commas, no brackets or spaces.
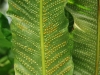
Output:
8,0,74,75
66,0,99,75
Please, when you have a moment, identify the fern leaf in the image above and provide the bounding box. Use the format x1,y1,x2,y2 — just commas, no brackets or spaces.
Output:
66,0,99,75
8,0,74,75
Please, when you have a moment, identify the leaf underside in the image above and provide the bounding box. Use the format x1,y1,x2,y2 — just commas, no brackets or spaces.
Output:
8,0,74,75
66,0,99,75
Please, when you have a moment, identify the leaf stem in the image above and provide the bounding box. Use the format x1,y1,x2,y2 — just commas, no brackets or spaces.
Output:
40,0,46,75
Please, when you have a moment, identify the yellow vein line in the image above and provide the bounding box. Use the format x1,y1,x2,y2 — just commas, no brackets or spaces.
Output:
40,0,45,75
96,0,100,75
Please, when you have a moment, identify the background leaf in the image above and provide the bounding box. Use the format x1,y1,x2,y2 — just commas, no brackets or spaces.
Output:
66,0,99,75
0,13,11,48
0,13,14,75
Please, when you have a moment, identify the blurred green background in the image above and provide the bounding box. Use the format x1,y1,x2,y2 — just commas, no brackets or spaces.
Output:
0,13,14,75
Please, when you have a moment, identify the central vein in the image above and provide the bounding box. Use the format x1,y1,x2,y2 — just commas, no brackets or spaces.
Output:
40,0,46,75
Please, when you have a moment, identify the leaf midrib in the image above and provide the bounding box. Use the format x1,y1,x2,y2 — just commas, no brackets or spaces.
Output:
40,0,46,75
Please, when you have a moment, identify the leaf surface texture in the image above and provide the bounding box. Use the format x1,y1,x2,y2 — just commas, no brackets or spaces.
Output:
8,0,74,75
